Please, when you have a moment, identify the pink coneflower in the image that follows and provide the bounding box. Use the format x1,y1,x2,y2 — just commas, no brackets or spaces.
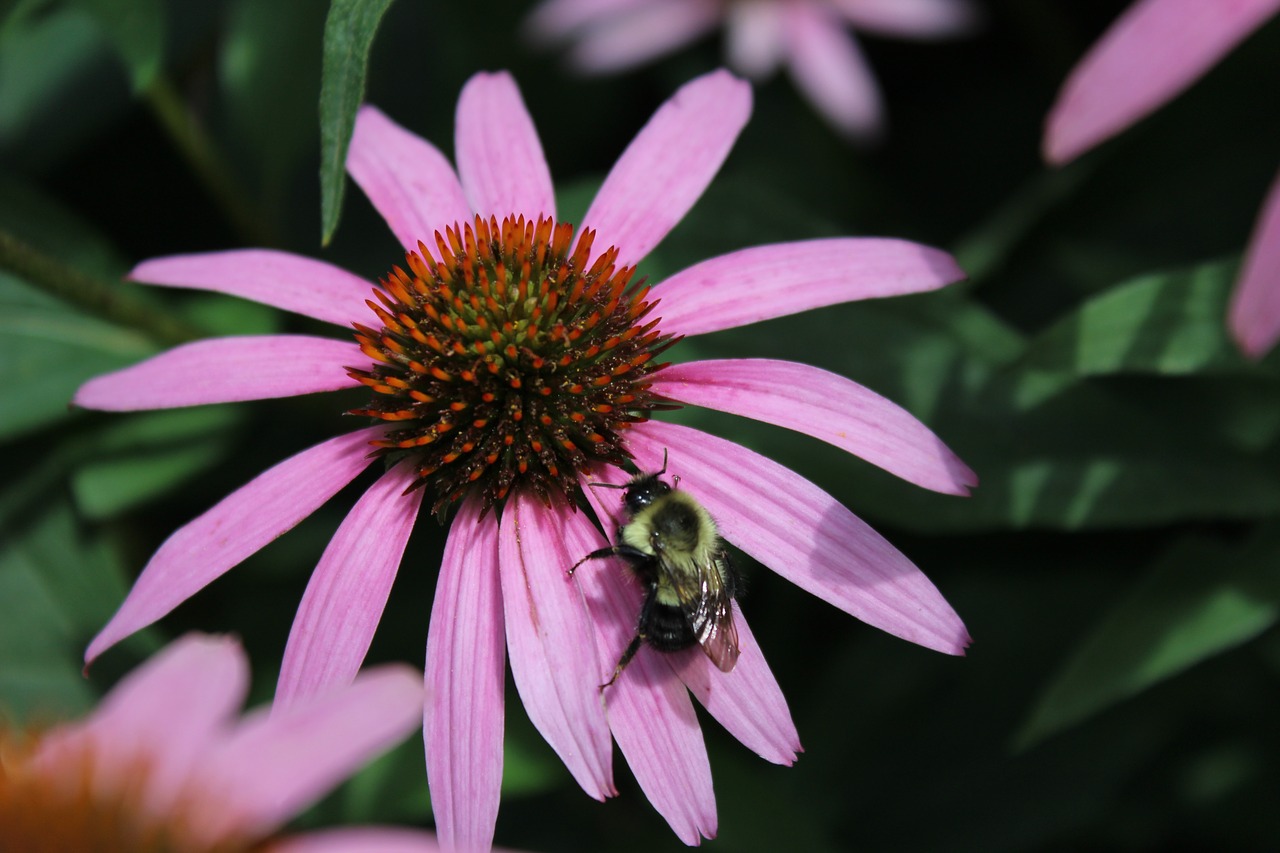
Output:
0,633,443,852
1042,0,1280,358
525,0,980,139
75,69,974,847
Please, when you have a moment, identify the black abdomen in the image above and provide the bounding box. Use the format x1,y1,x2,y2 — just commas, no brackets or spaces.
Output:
645,604,697,652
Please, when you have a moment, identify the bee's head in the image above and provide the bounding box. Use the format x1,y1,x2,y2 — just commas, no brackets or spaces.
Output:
623,473,672,515
585,449,675,516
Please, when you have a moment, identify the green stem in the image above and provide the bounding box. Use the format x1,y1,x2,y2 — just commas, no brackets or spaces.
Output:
0,229,203,346
144,77,278,247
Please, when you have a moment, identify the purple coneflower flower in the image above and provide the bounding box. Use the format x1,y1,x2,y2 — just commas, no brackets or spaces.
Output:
0,633,446,852
76,69,974,848
1042,0,1280,358
525,0,980,140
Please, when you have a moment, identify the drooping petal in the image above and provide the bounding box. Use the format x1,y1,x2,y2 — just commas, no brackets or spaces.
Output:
569,493,717,844
275,461,423,710
579,70,751,269
193,665,423,843
347,105,473,252
424,495,506,853
1043,0,1280,164
85,428,385,665
625,422,971,656
498,491,614,800
563,0,722,74
725,0,785,78
73,336,362,411
652,238,965,337
455,72,556,223
524,0,656,42
269,828,444,853
671,605,800,766
652,359,977,495
783,3,883,140
130,250,374,328
830,0,981,39
33,634,249,819
1229,170,1280,358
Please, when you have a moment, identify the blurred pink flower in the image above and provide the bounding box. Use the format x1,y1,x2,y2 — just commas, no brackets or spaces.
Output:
75,69,974,847
1042,0,1280,357
0,633,442,853
525,0,980,139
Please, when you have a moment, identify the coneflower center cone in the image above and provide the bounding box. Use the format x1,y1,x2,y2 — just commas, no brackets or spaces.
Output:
349,214,679,515
0,731,243,853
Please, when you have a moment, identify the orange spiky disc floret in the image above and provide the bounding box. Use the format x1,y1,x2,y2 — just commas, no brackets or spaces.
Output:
348,214,679,516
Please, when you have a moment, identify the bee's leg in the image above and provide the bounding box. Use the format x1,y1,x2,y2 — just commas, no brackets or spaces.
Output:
600,585,656,691
567,544,649,576
599,633,644,692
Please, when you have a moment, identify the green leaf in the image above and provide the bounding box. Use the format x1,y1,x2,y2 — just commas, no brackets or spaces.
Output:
0,273,155,441
319,0,396,246
72,0,164,92
71,406,243,519
0,7,110,154
1016,532,1280,748
1021,259,1247,376
689,288,1280,532
0,498,131,720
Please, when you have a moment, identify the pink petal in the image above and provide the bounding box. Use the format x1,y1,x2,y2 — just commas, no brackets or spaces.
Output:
498,492,615,800
625,422,971,656
652,359,977,495
783,3,883,140
424,495,506,853
130,251,374,328
455,72,556,223
1230,169,1280,358
85,428,385,665
830,0,981,39
270,828,444,853
569,496,717,844
579,70,751,269
725,0,786,78
196,665,424,842
1044,0,1280,164
275,461,423,710
347,105,473,252
73,336,362,411
671,604,800,765
34,634,249,818
564,0,722,73
652,237,966,337
524,0,657,42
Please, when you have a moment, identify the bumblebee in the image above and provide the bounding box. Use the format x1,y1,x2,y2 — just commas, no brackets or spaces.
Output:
571,454,741,689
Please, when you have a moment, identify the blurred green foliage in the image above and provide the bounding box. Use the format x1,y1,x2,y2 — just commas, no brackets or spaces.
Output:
1,0,1279,850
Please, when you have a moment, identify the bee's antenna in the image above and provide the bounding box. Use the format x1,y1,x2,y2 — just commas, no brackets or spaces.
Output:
656,448,669,477
584,480,627,491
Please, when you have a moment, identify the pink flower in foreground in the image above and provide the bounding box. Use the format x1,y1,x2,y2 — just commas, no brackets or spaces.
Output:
75,69,974,847
525,0,979,139
0,633,442,852
1042,0,1280,357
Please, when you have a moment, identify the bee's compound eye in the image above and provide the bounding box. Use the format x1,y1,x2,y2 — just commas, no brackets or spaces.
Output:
625,489,653,513
624,476,670,514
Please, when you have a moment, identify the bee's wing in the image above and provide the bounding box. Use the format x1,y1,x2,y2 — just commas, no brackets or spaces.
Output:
668,549,739,673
